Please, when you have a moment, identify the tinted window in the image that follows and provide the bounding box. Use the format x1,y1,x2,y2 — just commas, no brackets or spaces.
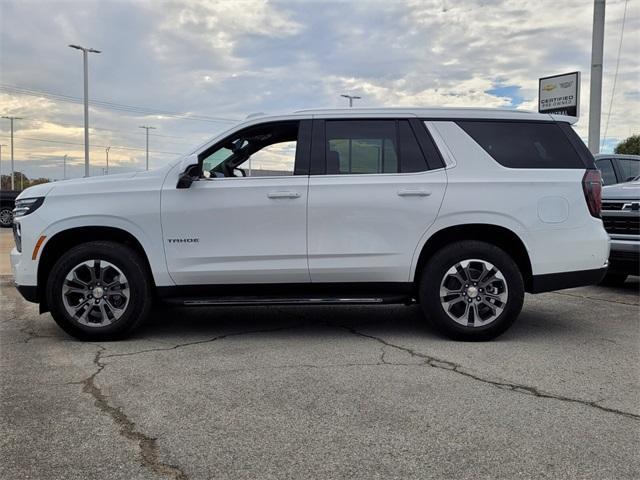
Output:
325,120,428,174
596,159,617,185
457,121,585,168
399,121,429,172
326,120,397,174
617,158,640,182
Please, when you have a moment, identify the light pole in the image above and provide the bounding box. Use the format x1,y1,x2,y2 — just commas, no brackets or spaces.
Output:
588,0,605,154
69,44,101,177
0,144,6,185
139,126,155,170
1,116,22,190
63,154,68,180
341,94,361,107
105,146,110,174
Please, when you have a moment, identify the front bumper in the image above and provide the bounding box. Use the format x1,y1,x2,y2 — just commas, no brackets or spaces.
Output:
608,237,639,275
11,243,39,304
15,284,38,303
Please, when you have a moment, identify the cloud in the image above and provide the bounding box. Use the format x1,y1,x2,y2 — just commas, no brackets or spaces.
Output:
0,0,638,181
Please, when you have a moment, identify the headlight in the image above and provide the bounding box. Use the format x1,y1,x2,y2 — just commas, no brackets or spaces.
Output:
13,197,45,218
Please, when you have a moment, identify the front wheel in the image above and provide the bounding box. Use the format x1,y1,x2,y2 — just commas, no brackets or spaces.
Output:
46,241,152,340
0,207,13,227
419,241,524,341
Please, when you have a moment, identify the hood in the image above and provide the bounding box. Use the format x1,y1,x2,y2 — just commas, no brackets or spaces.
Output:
16,182,56,200
602,180,640,200
17,171,139,200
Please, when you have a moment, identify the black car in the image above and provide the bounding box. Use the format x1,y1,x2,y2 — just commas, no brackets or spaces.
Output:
0,190,19,227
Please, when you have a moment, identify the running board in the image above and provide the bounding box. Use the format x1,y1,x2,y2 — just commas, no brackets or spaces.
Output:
163,295,412,307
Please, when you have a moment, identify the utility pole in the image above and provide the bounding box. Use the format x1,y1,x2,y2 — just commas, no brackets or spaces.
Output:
588,0,606,154
341,94,361,107
63,154,68,180
139,126,155,170
69,44,101,177
105,146,110,174
1,116,22,190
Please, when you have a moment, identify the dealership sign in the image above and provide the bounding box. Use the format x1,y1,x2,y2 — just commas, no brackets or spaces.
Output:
538,71,580,117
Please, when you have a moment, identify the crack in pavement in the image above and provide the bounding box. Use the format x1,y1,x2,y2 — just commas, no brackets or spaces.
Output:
551,291,639,307
336,324,640,421
102,322,307,359
81,345,189,480
77,323,309,479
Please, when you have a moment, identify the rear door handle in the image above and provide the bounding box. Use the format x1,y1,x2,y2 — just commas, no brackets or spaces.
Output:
267,191,301,199
397,189,431,197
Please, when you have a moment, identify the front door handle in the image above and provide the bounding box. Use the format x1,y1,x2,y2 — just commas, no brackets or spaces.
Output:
397,189,431,197
267,191,301,199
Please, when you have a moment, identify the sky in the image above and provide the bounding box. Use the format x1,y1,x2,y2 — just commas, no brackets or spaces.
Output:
0,0,638,181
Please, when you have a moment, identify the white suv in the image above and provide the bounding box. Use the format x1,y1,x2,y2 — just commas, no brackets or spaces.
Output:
11,108,609,341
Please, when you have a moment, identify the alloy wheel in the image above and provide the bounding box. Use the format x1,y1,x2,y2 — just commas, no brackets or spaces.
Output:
439,258,508,327
61,259,130,327
0,209,12,226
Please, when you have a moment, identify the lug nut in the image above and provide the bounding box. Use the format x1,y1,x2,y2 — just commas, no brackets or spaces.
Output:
476,296,481,301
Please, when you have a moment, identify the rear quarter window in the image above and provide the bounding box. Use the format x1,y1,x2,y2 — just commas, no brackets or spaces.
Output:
457,121,586,169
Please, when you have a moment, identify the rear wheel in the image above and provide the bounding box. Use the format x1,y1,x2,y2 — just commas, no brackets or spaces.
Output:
0,207,13,227
46,241,152,340
598,272,627,286
419,241,524,341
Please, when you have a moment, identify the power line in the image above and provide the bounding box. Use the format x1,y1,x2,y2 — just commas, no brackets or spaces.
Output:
24,118,192,140
0,84,239,124
601,0,629,150
0,134,183,155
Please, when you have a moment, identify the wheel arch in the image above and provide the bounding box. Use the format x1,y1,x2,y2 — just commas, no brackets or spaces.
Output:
413,223,533,292
37,226,155,311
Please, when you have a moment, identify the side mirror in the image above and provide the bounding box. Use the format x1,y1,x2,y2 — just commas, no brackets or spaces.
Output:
176,155,200,189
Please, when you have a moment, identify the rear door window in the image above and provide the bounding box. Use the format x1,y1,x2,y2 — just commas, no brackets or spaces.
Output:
457,121,585,168
323,120,430,174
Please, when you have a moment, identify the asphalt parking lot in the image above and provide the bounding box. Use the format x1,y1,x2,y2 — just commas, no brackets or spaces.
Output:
1,229,639,480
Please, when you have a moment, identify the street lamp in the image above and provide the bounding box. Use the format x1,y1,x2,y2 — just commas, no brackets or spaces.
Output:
139,126,155,170
63,154,68,180
1,116,22,190
105,146,110,174
68,44,101,177
0,144,7,184
341,94,361,107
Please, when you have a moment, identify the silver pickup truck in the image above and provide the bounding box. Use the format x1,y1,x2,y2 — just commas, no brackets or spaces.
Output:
600,179,640,285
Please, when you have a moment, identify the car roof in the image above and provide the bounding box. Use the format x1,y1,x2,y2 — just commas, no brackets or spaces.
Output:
290,107,575,123
594,153,640,160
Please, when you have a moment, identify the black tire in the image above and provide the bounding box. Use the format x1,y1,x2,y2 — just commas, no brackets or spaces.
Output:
598,272,628,287
0,207,13,228
419,240,524,341
46,241,152,340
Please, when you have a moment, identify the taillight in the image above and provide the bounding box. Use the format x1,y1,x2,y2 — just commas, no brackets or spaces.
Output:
582,169,602,218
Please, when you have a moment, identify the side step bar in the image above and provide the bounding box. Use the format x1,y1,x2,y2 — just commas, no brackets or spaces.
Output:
162,295,413,307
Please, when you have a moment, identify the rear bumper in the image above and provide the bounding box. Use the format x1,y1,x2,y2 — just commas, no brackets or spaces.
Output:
529,266,608,293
